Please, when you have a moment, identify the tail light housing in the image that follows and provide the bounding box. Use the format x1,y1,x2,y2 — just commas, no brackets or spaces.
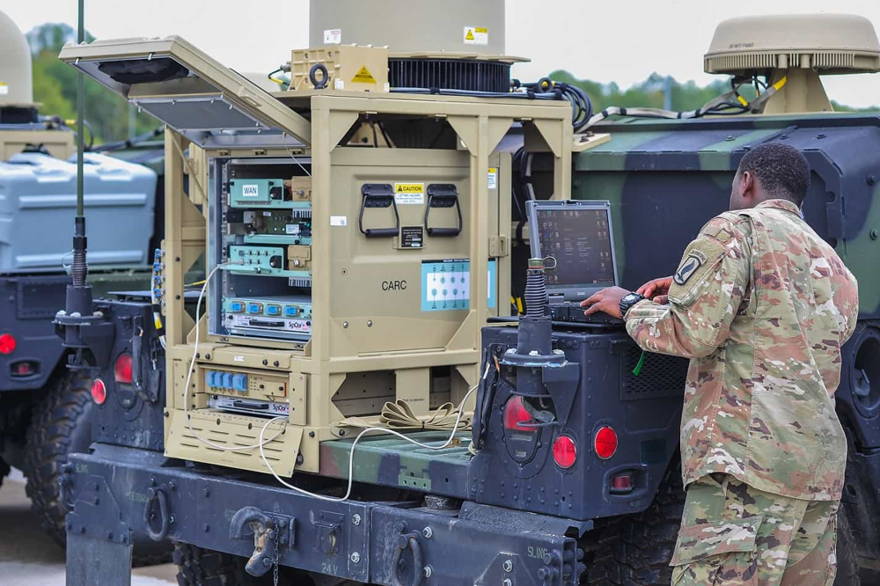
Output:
10,360,38,377
610,472,634,494
594,426,618,459
90,378,107,405
0,333,16,355
503,396,535,431
552,435,577,469
114,353,133,384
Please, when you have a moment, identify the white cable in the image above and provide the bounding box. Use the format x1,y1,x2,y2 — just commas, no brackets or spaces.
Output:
258,361,491,503
182,257,490,494
288,151,311,177
181,262,288,451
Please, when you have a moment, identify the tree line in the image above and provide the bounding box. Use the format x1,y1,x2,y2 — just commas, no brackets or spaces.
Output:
25,23,875,145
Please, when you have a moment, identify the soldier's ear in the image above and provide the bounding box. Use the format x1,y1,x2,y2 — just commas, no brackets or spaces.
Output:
740,170,757,201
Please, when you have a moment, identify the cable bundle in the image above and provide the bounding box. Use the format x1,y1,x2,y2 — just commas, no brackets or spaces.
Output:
341,399,472,431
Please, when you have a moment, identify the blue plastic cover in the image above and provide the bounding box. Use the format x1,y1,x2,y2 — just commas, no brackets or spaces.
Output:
0,151,156,273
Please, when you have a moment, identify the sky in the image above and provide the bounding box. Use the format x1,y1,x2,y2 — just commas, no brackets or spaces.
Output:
4,0,880,107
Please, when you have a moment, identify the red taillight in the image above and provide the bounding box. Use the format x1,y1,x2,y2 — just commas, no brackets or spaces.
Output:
114,353,133,384
611,472,633,493
12,361,36,376
90,378,107,405
503,396,535,431
552,435,577,469
594,426,618,459
0,333,16,355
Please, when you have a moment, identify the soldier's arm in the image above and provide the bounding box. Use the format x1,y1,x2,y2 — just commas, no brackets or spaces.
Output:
624,216,750,358
835,266,859,344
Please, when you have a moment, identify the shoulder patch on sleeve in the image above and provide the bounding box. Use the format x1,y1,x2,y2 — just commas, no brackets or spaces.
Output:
673,251,706,285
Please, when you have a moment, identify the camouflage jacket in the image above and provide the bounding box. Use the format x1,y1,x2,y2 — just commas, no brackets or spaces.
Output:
625,199,859,500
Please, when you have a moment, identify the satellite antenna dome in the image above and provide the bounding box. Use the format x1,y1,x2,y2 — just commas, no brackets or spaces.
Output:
705,13,880,75
704,14,880,113
0,9,35,106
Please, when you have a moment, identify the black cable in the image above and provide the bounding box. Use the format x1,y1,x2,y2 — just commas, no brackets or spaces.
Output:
92,127,164,152
390,87,561,100
391,79,594,132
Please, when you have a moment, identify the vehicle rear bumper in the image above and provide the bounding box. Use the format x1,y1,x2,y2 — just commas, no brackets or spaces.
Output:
65,444,590,585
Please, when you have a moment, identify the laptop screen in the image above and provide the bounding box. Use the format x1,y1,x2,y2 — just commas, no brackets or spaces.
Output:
527,200,618,298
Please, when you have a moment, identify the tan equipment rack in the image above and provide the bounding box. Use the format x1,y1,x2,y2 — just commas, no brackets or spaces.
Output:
60,36,571,477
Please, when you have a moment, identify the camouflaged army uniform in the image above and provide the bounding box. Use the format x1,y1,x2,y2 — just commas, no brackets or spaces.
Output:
624,199,859,585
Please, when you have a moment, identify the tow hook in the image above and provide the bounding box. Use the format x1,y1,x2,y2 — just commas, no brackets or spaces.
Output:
143,485,172,541
390,530,424,586
230,506,280,577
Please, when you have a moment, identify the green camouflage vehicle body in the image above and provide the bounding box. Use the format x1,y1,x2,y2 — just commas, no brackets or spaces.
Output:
568,113,880,318
564,111,880,575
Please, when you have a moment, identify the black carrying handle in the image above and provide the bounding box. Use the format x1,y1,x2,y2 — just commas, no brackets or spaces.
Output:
424,184,462,237
359,184,400,238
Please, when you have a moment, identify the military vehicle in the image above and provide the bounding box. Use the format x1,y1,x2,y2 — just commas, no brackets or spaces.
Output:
0,9,171,561
55,3,879,584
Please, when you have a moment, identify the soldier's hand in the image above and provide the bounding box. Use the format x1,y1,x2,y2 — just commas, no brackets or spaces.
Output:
580,286,630,319
637,276,673,299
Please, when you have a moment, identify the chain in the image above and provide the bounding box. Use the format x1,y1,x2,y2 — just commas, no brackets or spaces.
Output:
272,527,280,586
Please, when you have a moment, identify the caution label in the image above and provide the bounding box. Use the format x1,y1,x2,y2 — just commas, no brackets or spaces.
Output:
463,26,489,45
488,167,498,190
0,82,8,96
394,183,425,205
324,28,342,44
351,65,377,84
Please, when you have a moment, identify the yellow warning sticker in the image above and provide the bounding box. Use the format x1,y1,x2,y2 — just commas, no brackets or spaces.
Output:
394,183,425,204
351,65,377,84
0,82,8,96
463,26,489,45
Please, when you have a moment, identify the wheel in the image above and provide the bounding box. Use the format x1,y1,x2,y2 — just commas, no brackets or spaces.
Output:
23,368,169,565
835,506,860,586
24,369,95,545
174,542,327,586
584,463,685,585
174,542,274,586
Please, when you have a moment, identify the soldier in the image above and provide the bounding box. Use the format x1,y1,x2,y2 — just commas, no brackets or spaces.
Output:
580,142,859,585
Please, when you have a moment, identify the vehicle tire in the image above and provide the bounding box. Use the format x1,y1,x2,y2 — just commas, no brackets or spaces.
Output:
24,369,95,545
584,462,685,585
174,542,323,585
23,369,169,565
835,507,860,586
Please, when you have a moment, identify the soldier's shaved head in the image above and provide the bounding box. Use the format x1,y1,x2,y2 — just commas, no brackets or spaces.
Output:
731,143,811,209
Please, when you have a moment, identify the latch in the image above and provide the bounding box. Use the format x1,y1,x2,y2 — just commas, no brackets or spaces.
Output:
424,184,462,237
230,506,297,577
488,235,509,257
359,183,400,238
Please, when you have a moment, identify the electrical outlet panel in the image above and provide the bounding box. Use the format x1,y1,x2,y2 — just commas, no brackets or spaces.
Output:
203,367,290,417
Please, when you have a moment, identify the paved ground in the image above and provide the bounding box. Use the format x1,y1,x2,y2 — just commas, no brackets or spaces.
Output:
0,469,177,586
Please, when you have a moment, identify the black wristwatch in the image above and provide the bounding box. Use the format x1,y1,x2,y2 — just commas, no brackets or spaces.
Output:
619,292,646,318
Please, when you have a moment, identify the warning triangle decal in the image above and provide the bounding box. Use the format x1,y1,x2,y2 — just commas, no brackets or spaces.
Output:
351,66,376,84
